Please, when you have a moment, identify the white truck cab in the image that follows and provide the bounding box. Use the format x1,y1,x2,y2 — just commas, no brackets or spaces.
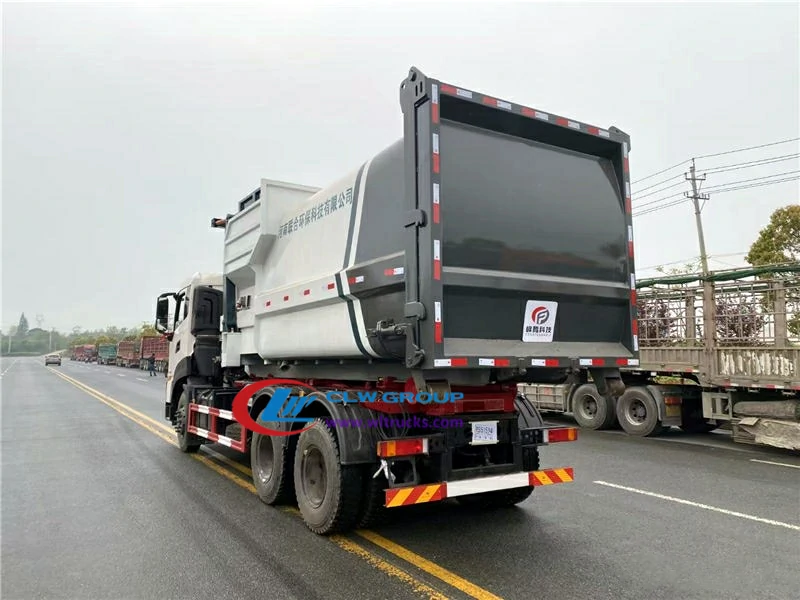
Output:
155,272,224,422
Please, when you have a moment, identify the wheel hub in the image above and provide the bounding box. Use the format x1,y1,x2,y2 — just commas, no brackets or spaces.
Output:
255,436,275,484
301,447,327,509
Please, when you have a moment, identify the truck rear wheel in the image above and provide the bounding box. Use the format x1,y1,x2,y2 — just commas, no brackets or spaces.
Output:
251,432,297,505
357,469,389,529
175,389,201,453
293,419,362,535
572,384,617,430
616,387,664,437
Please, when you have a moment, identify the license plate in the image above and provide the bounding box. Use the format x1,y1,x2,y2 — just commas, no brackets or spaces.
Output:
470,421,498,445
666,405,681,418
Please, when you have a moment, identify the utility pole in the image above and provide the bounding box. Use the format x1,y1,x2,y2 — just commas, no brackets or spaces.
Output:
685,159,716,357
685,159,711,276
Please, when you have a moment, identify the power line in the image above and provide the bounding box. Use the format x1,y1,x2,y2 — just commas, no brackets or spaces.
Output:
706,176,800,195
701,153,800,174
632,175,799,217
693,137,800,160
631,173,684,194
634,169,799,210
632,179,686,201
702,169,800,191
630,159,690,185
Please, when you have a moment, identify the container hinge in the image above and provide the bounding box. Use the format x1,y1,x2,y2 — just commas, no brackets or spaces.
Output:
400,321,425,368
405,209,427,228
404,302,425,319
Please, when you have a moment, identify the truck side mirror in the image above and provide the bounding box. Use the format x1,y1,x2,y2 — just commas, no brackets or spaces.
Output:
155,294,172,333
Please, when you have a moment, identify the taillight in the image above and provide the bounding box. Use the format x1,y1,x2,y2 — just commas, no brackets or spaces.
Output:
377,438,429,458
664,396,682,406
544,428,578,443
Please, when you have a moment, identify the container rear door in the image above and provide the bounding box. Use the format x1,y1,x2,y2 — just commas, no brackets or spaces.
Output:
410,77,637,369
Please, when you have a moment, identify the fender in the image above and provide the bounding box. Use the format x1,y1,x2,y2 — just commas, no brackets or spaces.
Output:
515,392,545,430
165,356,194,420
253,391,384,466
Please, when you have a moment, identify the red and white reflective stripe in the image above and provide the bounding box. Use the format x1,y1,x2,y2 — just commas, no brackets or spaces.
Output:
432,183,440,223
194,405,234,421
758,384,785,390
433,239,441,280
631,274,636,289
434,301,442,344
433,357,468,367
579,358,606,366
478,358,511,367
627,225,634,256
439,83,618,141
432,133,440,173
625,181,632,213
348,275,365,285
431,83,440,123
482,96,513,110
531,358,560,367
188,426,241,450
521,107,550,121
616,358,640,366
441,84,473,99
633,334,639,352
383,267,404,276
326,282,335,290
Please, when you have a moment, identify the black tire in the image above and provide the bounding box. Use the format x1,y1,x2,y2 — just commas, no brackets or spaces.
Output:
572,384,617,430
175,388,201,453
251,431,297,505
357,468,390,529
616,387,665,437
293,419,363,535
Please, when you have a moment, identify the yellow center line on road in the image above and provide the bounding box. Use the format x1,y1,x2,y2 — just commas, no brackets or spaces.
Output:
47,368,501,600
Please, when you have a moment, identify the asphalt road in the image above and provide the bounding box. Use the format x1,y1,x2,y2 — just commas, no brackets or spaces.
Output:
2,356,799,600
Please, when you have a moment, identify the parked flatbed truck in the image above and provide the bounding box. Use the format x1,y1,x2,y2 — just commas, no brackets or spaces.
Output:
155,67,639,535
519,264,800,451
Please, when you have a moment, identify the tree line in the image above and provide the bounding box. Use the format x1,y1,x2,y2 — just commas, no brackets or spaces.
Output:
1,318,160,356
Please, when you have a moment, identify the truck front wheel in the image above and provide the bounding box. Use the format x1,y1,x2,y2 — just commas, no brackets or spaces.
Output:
251,432,296,505
293,419,362,535
175,389,201,453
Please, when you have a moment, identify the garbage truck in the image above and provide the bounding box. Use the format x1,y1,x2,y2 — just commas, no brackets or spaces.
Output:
154,67,639,535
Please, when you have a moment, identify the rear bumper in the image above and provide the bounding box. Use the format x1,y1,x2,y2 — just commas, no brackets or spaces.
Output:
384,467,574,507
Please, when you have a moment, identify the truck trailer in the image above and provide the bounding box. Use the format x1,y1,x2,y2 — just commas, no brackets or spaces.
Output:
139,335,169,372
97,343,118,365
116,340,141,368
519,264,800,451
154,67,639,535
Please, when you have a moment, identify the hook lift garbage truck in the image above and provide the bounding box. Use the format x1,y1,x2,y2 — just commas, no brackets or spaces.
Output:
154,67,639,535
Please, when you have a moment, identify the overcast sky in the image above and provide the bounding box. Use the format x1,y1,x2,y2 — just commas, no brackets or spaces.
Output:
3,1,799,333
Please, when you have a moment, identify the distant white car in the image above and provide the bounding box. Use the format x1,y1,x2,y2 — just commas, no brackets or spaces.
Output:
44,354,62,366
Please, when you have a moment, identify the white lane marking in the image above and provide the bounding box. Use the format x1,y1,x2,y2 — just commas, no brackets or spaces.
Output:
594,480,800,532
0,359,20,377
136,377,148,382
750,459,800,470
104,370,112,374
117,374,126,377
